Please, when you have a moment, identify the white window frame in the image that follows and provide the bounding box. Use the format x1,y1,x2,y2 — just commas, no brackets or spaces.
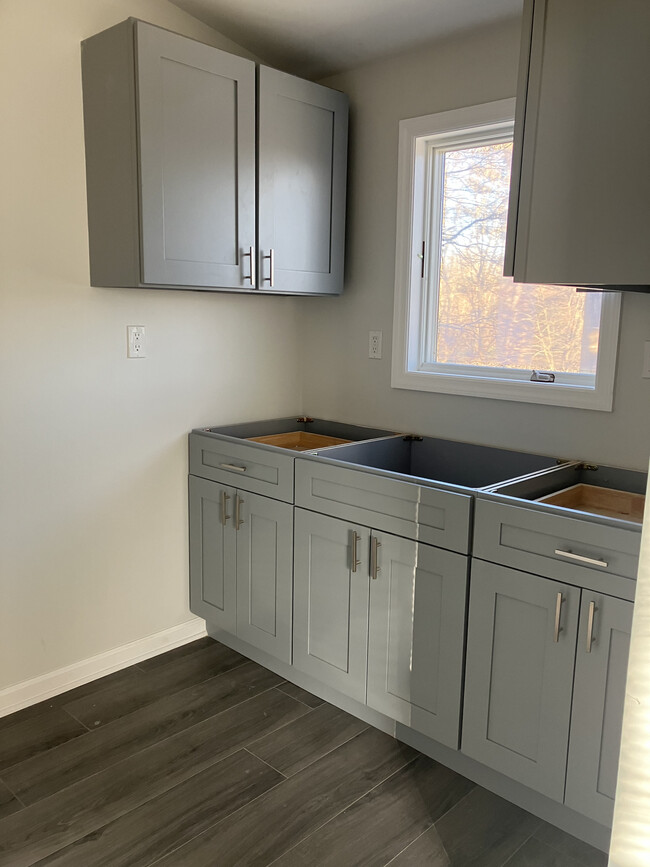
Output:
391,99,621,411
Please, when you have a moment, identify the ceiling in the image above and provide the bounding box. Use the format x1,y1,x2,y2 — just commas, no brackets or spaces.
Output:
169,0,523,79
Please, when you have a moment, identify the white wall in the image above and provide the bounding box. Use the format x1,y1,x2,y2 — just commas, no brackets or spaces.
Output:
303,20,650,472
0,0,302,692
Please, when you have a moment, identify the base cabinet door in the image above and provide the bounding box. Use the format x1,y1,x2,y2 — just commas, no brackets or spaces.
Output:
565,594,633,825
189,476,237,631
462,560,580,801
236,492,293,663
293,509,369,702
367,532,468,748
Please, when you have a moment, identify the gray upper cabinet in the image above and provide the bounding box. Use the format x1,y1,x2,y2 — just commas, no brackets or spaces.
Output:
505,0,650,287
462,559,580,802
366,532,468,748
82,20,348,294
257,67,348,294
565,593,633,825
81,19,256,290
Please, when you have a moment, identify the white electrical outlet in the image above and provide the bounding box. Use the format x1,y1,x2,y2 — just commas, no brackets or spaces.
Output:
369,331,382,359
127,325,146,358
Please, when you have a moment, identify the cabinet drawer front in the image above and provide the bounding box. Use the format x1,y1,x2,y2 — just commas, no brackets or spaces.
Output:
295,459,472,553
474,499,640,595
189,433,294,502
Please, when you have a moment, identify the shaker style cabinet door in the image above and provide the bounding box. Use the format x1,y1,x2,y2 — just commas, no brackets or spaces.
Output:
293,509,369,702
235,492,293,664
257,67,349,295
366,533,468,748
505,0,650,286
189,476,237,632
137,22,256,288
462,560,579,802
565,594,633,826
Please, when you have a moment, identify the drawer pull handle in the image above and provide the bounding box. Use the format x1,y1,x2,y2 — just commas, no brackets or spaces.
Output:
351,531,361,573
553,592,564,643
586,600,597,653
221,491,231,526
235,495,244,530
554,549,608,569
220,463,247,473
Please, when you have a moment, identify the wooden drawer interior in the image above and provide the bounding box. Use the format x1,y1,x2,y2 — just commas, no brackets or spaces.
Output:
537,484,645,524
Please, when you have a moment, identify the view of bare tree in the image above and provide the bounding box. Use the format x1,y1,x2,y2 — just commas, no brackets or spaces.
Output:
432,142,600,374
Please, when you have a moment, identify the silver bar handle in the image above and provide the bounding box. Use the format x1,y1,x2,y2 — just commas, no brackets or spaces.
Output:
235,495,244,530
586,600,597,653
553,592,564,643
351,531,361,573
263,249,275,287
371,536,382,580
219,463,247,473
221,490,231,526
242,246,256,286
554,549,608,569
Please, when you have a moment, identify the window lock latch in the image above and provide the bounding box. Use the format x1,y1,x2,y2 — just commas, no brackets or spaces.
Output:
530,370,555,383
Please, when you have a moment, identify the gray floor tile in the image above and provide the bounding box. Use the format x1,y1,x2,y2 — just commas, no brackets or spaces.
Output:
136,636,214,670
275,681,324,708
534,823,608,866
248,699,368,776
388,825,451,866
0,689,308,867
35,750,283,867
273,755,474,867
435,787,541,867
3,662,281,806
153,727,417,867
0,780,21,821
505,836,589,867
0,709,86,772
63,640,246,728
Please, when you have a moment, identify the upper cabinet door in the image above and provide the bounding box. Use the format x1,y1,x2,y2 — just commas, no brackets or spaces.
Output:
136,22,256,288
505,0,650,287
257,67,349,295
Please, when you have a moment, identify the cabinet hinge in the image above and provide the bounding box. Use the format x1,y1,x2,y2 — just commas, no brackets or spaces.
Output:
402,434,423,442
296,416,314,424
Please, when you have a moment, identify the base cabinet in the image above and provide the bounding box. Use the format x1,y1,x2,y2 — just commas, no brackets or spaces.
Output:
463,559,632,822
565,593,633,825
292,508,468,746
189,476,293,663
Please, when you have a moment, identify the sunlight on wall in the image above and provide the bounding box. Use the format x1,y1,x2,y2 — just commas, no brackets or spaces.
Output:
608,465,650,866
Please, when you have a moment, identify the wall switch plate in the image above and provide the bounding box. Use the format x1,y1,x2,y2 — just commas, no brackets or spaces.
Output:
127,325,146,358
643,341,650,378
369,331,382,359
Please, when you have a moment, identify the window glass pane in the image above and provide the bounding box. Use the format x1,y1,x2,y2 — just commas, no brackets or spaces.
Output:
433,141,601,375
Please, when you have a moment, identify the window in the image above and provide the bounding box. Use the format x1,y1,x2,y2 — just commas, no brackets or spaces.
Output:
391,99,620,410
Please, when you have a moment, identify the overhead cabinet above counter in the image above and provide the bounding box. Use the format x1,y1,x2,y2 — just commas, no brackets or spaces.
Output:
505,0,650,290
81,19,348,294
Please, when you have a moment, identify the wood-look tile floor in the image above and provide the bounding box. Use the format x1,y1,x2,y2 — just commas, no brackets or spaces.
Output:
0,638,609,867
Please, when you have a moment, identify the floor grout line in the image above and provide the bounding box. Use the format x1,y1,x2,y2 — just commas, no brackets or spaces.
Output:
0,776,27,812
243,747,288,780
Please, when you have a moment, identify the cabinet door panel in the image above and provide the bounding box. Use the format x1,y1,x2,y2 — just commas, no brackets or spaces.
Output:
293,509,369,702
565,594,633,825
188,476,237,631
137,22,255,287
236,492,293,663
367,534,468,747
258,67,348,295
462,560,579,801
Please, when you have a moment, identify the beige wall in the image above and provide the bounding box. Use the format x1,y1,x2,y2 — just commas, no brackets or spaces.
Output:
0,0,302,690
302,19,650,471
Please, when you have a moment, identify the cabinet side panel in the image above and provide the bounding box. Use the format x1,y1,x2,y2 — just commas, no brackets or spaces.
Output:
81,20,141,287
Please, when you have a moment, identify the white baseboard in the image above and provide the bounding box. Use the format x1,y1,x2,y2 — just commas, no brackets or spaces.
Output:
0,619,207,719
